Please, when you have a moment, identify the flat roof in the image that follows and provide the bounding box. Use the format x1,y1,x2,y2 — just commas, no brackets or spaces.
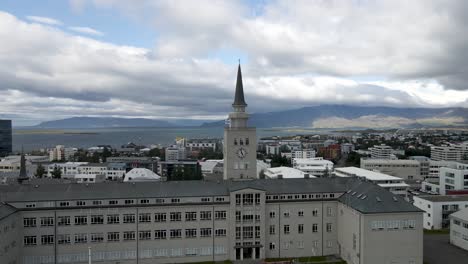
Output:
361,159,419,164
335,167,403,181
417,195,468,202
265,167,316,179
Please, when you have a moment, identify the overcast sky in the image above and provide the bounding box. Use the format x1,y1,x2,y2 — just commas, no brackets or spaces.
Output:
1,0,468,126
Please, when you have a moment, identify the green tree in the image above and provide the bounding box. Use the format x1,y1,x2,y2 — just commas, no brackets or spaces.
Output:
51,166,62,179
101,147,112,162
34,163,46,178
270,154,291,168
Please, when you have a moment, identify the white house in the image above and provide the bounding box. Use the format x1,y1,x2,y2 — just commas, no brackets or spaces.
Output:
292,157,334,177
263,166,315,179
413,195,468,229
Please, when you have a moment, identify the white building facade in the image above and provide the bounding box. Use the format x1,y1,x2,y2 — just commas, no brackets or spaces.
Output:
413,195,468,229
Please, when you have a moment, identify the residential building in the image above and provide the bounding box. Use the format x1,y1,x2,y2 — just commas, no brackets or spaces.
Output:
334,167,409,196
47,162,88,178
165,146,187,162
223,64,257,180
318,144,340,161
439,162,468,195
48,145,78,161
74,173,106,183
0,177,423,264
413,195,468,229
369,144,393,159
431,145,464,161
340,143,355,154
0,119,12,156
159,160,201,180
186,139,217,152
292,149,316,159
293,158,334,177
360,158,422,180
449,208,468,251
107,156,158,172
266,144,280,156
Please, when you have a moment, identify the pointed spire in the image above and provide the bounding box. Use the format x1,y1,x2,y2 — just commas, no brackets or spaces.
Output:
232,63,247,107
18,146,28,183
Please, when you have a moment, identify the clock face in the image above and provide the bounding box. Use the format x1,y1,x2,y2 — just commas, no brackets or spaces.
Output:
237,147,247,159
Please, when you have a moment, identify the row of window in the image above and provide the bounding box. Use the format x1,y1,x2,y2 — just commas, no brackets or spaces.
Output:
23,228,227,246
23,211,227,227
269,207,334,218
233,138,250,146
269,223,332,235
235,193,261,205
268,240,333,250
235,226,261,239
23,247,227,264
266,193,336,201
370,220,416,231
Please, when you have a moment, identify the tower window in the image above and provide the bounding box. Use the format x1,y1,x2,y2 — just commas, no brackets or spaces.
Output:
240,139,244,145
246,138,249,145
234,139,238,145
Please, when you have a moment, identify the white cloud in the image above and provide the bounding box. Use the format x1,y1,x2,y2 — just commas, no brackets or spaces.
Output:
68,26,104,36
26,15,63,26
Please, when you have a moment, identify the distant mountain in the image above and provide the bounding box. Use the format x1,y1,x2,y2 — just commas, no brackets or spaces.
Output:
34,117,202,128
202,105,468,129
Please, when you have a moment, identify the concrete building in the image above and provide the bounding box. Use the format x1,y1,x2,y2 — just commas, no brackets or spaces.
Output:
74,173,106,184
449,208,468,251
223,65,257,180
334,167,409,196
438,162,468,195
369,144,393,159
47,162,88,178
186,140,217,152
0,119,12,156
340,143,355,154
360,158,421,180
165,146,187,162
107,156,158,172
431,144,466,161
48,145,77,162
0,177,423,264
293,158,334,177
292,149,316,159
266,144,280,156
413,195,468,229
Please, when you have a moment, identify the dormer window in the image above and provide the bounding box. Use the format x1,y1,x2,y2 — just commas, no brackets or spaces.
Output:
240,139,244,145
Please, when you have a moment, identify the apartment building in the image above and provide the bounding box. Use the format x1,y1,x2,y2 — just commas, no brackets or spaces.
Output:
0,177,423,264
360,159,421,180
46,162,88,178
430,143,468,161
369,145,393,159
438,162,468,195
413,195,468,229
292,149,316,159
48,145,77,162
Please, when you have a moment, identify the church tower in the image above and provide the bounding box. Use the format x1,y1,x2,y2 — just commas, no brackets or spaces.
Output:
223,64,257,180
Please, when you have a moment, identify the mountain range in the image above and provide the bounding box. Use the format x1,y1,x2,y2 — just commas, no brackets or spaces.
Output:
33,105,468,129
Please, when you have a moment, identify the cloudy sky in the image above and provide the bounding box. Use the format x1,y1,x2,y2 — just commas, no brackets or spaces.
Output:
1,0,468,126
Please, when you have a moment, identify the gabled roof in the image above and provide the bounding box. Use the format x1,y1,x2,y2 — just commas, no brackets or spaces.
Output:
339,181,422,214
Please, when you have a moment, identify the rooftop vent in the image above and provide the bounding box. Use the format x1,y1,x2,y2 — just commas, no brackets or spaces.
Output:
277,174,283,179
351,192,357,196
34,185,39,188
357,194,362,198
346,190,352,193
376,197,382,202
361,195,367,200
393,197,398,202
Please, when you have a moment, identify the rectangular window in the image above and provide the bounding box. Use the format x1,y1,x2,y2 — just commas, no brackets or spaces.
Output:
23,217,36,228
185,229,197,238
298,210,304,217
200,211,212,220
123,231,135,241
107,214,120,224
57,234,70,244
155,198,165,204
236,194,241,205
327,240,333,248
327,207,333,217
139,213,151,223
255,193,261,204
91,233,104,243
242,193,254,205
155,230,167,240
170,229,182,239
312,224,318,233
41,235,54,245
255,226,260,238
269,225,275,235
24,236,37,246
91,215,104,225
92,200,102,205
269,242,275,250
107,232,120,242
59,201,70,207
155,213,166,222
76,201,86,206
312,209,319,217
236,227,241,239
185,212,197,221
171,198,180,203
139,230,151,240
298,224,304,234
125,199,134,205
215,229,227,237
140,199,150,204
123,214,135,223
58,216,70,226
298,241,304,249
170,212,182,222
243,226,253,239
40,217,54,227
284,211,290,218
326,223,332,232
74,233,87,244
269,211,276,218
74,216,87,225
215,211,226,220
200,228,212,237
109,200,118,205
284,225,290,234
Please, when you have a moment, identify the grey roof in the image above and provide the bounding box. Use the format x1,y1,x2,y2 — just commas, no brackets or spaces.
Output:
339,181,423,214
417,195,468,202
450,208,468,220
232,64,247,107
0,203,17,220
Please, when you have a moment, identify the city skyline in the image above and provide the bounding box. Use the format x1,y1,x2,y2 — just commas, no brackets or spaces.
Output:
1,1,468,126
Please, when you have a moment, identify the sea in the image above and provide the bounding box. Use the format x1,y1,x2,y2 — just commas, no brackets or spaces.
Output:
13,126,332,152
